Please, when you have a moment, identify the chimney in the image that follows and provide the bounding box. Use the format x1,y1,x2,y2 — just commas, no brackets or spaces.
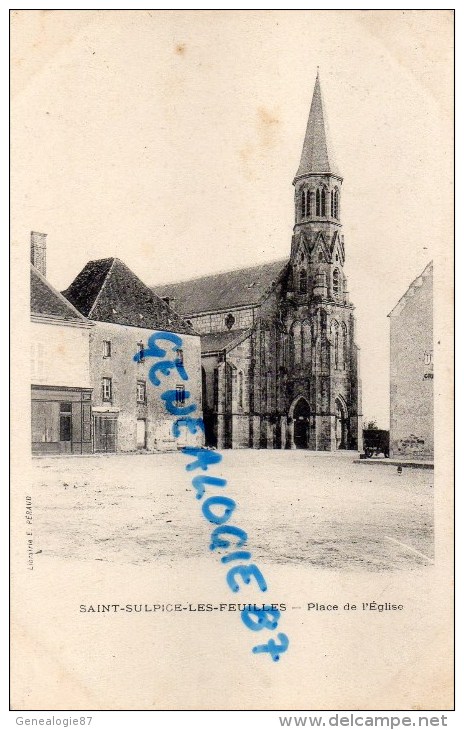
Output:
31,231,47,277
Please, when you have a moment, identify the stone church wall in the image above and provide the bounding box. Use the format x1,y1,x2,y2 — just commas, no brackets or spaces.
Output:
188,307,255,334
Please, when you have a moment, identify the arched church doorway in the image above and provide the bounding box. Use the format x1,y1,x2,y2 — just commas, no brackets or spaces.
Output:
293,397,311,449
335,397,349,449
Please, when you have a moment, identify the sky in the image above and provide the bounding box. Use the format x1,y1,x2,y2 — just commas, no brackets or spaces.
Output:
11,10,453,427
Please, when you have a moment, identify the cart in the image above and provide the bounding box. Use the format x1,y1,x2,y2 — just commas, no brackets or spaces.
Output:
362,429,390,458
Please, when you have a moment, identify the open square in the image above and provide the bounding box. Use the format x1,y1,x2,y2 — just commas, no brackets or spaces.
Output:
31,451,433,572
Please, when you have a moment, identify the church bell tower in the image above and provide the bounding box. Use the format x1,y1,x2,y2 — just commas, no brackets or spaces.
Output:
292,70,345,302
283,71,362,451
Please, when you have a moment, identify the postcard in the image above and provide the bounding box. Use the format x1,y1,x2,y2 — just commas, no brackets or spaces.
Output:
10,9,454,711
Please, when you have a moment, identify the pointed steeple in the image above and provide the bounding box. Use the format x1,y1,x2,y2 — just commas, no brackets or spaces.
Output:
295,71,340,180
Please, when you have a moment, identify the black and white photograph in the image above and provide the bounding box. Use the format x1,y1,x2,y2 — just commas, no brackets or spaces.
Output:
10,9,454,714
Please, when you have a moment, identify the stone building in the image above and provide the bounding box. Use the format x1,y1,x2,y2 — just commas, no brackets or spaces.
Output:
388,262,433,461
155,73,362,450
63,257,203,453
30,233,94,455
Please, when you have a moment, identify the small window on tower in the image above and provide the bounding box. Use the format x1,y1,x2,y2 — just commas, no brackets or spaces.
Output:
299,269,307,294
316,189,321,216
321,188,326,216
333,269,340,297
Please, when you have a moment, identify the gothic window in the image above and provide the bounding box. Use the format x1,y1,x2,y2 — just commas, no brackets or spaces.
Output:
318,250,323,262
334,188,339,219
316,189,320,216
321,188,326,216
225,363,233,412
299,269,307,294
302,321,311,364
265,372,272,411
308,190,313,216
330,320,340,370
292,322,302,366
341,323,348,369
213,368,219,409
333,268,340,297
331,190,334,217
238,371,244,408
260,329,268,369
280,333,288,368
301,189,309,218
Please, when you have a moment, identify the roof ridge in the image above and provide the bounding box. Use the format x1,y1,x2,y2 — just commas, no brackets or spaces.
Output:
152,257,289,289
31,264,89,322
66,257,197,335
87,257,116,318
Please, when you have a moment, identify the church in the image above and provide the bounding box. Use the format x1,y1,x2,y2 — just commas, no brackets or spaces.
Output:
154,73,362,451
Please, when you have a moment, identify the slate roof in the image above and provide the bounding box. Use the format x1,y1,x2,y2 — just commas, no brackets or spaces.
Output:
63,258,196,335
295,72,340,179
31,265,89,324
201,328,250,354
153,259,288,316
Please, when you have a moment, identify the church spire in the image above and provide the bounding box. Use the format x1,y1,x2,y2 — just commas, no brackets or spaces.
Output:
294,71,340,181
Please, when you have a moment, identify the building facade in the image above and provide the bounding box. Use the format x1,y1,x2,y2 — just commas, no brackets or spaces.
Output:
63,257,203,453
30,236,94,455
155,74,362,450
388,262,433,461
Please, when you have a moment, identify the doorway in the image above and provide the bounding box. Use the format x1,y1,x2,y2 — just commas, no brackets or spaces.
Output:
335,398,348,449
136,419,147,449
94,414,118,453
293,397,311,449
